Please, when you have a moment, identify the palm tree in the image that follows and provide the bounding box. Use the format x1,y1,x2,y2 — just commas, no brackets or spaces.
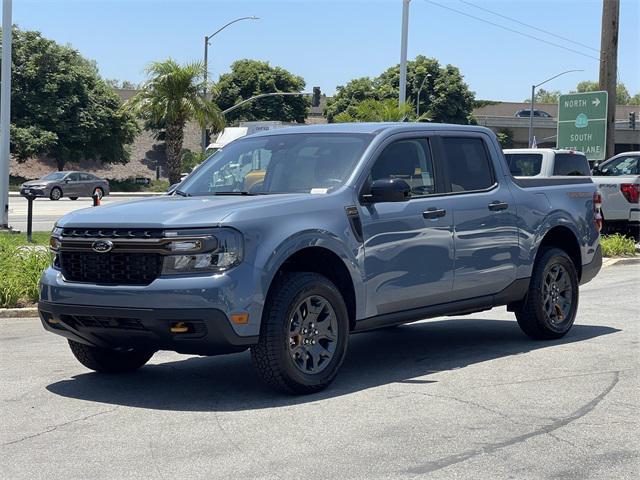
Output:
333,98,416,123
125,60,224,184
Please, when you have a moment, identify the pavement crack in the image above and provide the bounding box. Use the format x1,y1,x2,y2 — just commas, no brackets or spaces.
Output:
406,371,620,476
2,407,119,446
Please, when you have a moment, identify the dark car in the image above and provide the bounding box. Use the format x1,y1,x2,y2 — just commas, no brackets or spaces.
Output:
515,109,553,118
20,171,110,201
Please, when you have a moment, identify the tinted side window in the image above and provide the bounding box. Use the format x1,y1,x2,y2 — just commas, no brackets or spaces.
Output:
601,156,639,176
371,139,436,196
67,173,80,181
505,153,543,176
442,137,495,192
79,173,91,181
553,154,590,176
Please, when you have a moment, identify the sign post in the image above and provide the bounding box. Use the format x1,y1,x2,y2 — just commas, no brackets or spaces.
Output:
557,91,608,162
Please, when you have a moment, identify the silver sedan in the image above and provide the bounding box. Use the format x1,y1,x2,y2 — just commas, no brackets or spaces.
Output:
19,171,110,201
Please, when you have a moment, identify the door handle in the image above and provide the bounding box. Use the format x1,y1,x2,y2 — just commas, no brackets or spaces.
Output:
423,208,446,219
488,201,509,211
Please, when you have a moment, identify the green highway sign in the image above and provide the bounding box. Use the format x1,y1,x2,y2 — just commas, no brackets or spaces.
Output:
557,91,608,161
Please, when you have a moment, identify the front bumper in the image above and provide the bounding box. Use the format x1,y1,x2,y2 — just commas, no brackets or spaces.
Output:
580,244,602,286
38,301,257,355
20,187,47,197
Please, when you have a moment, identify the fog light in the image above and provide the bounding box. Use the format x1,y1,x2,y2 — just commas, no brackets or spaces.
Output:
170,322,191,333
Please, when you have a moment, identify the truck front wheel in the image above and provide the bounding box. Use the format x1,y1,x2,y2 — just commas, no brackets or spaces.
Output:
515,248,579,340
251,272,349,395
68,340,154,373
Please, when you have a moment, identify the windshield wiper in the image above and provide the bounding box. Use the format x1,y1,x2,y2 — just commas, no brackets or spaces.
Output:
174,190,191,197
207,191,257,196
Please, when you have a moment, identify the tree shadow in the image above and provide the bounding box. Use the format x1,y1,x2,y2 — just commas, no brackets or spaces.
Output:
46,318,619,412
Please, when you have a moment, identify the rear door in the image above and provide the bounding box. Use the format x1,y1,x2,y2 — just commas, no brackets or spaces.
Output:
438,133,519,301
78,173,95,196
359,134,454,316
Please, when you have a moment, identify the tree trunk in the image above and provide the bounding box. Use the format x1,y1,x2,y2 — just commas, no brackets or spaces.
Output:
165,122,184,185
56,157,65,171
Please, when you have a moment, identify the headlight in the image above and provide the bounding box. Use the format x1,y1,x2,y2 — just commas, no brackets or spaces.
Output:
161,228,243,274
50,226,63,268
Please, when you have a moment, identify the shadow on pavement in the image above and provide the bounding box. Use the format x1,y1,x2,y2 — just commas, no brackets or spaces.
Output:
46,318,619,412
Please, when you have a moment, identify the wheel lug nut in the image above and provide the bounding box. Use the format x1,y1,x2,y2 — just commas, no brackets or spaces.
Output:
311,340,316,345
314,329,318,335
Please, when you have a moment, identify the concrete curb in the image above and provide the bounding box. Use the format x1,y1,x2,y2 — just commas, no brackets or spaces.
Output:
602,257,640,267
0,307,38,319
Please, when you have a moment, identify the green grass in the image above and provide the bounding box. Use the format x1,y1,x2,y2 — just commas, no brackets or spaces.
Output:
0,233,51,308
600,234,638,258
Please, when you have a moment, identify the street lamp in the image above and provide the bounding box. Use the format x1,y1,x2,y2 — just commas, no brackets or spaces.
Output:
202,16,259,151
399,0,411,107
528,69,583,147
416,74,431,117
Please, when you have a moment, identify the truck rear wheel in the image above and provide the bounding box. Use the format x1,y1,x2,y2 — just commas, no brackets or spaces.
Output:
68,340,154,373
251,272,349,395
515,248,579,340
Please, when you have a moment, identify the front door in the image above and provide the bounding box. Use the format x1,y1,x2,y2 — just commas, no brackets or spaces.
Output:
437,134,519,301
359,136,454,317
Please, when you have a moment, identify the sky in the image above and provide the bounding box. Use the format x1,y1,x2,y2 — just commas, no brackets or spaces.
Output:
11,0,640,102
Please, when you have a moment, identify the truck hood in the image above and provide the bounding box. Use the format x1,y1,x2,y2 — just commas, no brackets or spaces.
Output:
56,194,311,229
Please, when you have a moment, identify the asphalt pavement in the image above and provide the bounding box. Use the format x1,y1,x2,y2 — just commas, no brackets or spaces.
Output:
7,195,152,232
1,263,638,479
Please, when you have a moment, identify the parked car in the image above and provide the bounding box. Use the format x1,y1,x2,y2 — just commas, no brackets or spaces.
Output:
20,171,110,201
591,151,640,237
39,123,602,394
503,149,591,177
515,109,553,118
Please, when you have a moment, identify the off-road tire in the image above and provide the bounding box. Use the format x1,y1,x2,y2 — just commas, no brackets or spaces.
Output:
251,272,349,395
49,187,62,201
515,247,579,340
68,340,154,373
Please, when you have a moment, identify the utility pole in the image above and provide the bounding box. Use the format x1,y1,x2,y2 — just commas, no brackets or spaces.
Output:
399,0,410,107
599,0,619,159
1,0,12,230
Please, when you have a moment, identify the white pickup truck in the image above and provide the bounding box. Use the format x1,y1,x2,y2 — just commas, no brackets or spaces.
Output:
505,149,639,238
591,152,640,237
503,149,591,177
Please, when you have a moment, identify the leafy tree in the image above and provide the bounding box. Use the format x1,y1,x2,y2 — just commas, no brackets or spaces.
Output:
496,128,514,148
5,28,139,170
574,80,632,105
125,60,224,185
334,99,415,122
526,88,561,104
215,59,308,124
325,56,475,124
324,77,378,122
630,93,640,106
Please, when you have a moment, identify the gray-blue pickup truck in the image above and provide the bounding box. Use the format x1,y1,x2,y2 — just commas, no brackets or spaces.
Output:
39,123,603,394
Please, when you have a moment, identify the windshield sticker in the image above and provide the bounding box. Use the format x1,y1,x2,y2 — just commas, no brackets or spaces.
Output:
310,188,329,194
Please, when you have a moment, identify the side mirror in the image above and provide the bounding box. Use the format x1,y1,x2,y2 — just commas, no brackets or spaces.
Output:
64,179,71,183
364,178,411,203
591,163,602,175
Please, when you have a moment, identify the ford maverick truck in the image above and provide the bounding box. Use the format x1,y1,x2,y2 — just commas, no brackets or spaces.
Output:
39,123,603,394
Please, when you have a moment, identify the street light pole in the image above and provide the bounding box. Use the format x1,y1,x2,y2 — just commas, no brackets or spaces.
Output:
202,16,258,151
399,0,411,107
527,69,583,148
1,0,12,230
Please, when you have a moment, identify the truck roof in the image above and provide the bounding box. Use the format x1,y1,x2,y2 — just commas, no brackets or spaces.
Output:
248,122,495,137
504,148,586,156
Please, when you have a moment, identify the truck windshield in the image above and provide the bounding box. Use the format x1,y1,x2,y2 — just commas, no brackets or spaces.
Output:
179,133,373,195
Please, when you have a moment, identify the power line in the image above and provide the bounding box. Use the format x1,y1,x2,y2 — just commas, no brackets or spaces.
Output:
458,0,600,53
424,0,602,62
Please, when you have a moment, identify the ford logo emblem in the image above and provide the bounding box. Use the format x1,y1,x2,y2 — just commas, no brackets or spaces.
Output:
91,240,113,253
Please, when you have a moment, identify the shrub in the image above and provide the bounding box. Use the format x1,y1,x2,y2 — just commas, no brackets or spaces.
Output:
0,234,50,308
600,234,637,257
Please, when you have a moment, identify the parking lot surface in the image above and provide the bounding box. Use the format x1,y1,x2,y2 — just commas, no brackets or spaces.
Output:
1,263,638,480
8,195,150,232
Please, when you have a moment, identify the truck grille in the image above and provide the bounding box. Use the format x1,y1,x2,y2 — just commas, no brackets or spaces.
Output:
61,228,164,239
59,252,163,285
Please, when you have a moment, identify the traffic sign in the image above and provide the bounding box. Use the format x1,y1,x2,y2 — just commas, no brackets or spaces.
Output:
557,91,608,161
